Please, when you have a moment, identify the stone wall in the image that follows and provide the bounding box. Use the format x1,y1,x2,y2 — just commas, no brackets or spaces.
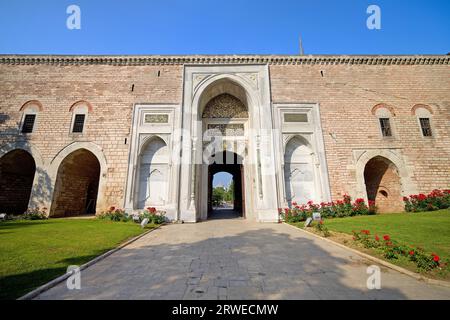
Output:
0,56,449,214
269,63,450,200
0,62,183,211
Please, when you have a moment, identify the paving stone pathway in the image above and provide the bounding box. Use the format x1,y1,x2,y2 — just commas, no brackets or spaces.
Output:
36,213,450,300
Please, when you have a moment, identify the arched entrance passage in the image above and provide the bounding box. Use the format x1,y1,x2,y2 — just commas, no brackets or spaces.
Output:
197,77,250,220
207,151,244,219
0,150,36,214
364,156,403,213
51,149,100,217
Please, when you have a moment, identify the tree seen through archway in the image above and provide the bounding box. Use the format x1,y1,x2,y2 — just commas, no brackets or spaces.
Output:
212,172,234,209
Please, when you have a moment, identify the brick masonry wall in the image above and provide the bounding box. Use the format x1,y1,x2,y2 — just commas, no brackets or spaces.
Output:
0,63,183,209
270,63,450,200
0,59,449,211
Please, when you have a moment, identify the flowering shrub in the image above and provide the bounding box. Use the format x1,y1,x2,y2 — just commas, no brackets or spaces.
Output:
403,189,450,212
22,207,49,220
98,207,131,222
141,207,166,224
352,230,446,271
314,220,330,237
280,195,377,223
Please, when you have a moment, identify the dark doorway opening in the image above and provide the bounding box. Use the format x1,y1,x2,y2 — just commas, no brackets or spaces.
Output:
51,149,100,217
207,151,244,220
0,149,36,214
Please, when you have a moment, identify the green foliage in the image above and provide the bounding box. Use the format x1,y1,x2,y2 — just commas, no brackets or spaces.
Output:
141,207,166,224
403,189,450,212
314,220,331,237
212,185,234,206
280,195,378,223
352,230,445,272
22,207,49,220
98,207,131,222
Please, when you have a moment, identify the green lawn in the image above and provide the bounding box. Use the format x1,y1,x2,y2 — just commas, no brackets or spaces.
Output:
290,209,450,279
0,218,155,300
323,209,450,261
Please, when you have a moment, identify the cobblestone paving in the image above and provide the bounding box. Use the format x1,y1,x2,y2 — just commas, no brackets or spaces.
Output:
36,215,450,300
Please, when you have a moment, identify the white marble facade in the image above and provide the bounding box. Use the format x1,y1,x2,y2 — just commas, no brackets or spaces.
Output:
124,65,331,222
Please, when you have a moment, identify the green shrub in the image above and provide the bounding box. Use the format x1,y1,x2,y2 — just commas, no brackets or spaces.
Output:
403,189,450,212
140,207,166,224
98,207,131,222
352,230,445,272
314,220,330,237
279,195,378,222
22,207,48,220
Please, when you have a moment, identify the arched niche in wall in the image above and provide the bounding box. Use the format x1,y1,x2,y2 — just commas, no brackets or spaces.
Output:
137,136,169,209
284,135,316,206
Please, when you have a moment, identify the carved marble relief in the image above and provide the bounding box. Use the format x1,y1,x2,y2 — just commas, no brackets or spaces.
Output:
206,124,245,136
144,114,169,123
202,93,248,119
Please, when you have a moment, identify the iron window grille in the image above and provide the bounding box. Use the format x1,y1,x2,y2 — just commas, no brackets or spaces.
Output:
379,118,392,137
72,114,86,133
419,118,432,137
21,114,36,133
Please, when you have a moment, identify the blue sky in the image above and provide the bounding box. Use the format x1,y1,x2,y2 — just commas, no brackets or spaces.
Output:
0,0,449,55
213,172,233,188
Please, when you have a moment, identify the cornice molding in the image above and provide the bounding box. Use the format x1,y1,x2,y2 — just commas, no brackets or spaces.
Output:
0,55,449,66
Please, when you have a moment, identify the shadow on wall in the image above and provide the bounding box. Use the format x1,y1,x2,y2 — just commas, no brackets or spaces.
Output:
28,166,52,211
29,226,423,300
0,112,52,214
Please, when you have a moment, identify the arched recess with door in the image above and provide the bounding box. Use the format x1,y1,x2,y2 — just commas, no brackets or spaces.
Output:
51,149,101,217
284,135,318,207
354,149,416,213
49,142,108,217
136,136,169,209
363,156,403,213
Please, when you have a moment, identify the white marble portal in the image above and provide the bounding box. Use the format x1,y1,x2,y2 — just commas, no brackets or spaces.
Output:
124,66,332,222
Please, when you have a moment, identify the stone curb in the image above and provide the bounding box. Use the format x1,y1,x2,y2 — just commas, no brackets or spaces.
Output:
282,222,450,289
18,224,163,300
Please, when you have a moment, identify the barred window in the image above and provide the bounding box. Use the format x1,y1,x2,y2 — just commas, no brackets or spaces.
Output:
21,114,36,133
72,114,86,133
379,118,392,137
419,118,432,137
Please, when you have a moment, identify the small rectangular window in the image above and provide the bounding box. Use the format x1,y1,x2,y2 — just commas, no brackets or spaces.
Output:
72,114,86,133
21,114,36,133
419,118,432,137
379,118,392,137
